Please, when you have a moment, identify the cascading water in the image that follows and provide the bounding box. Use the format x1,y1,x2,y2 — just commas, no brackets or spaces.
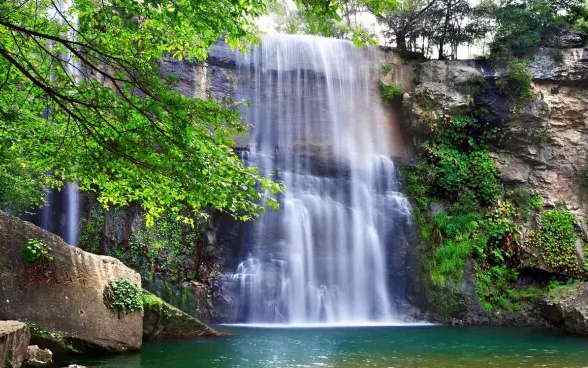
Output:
226,35,413,325
63,183,80,245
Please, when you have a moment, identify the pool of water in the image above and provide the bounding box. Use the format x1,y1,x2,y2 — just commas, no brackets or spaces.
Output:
71,326,588,368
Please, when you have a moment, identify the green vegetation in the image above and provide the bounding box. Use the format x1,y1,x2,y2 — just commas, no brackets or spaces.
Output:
367,0,491,59
79,206,209,285
528,208,583,276
26,322,84,355
21,239,52,265
490,0,585,59
103,279,143,315
0,0,280,225
404,108,583,313
272,0,384,45
379,81,404,103
571,1,588,33
142,291,165,311
497,59,534,104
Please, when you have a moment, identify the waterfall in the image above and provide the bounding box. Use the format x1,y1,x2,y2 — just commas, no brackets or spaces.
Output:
226,35,413,325
63,183,80,245
37,1,80,246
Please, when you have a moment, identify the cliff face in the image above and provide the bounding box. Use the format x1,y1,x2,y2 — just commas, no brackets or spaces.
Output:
393,45,587,333
400,48,587,236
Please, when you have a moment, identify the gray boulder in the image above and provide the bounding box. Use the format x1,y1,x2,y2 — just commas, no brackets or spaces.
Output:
0,211,143,353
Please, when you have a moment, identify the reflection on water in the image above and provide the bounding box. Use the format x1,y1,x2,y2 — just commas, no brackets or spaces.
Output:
71,326,588,368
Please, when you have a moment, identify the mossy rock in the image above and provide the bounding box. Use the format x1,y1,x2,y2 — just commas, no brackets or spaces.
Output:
142,291,223,341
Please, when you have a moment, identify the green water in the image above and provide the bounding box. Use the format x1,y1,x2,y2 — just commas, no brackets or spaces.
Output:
72,326,588,368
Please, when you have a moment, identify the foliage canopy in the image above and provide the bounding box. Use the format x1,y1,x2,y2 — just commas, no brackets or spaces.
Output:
0,0,280,224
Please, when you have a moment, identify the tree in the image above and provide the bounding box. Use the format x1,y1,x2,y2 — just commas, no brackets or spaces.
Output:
427,0,490,60
366,0,488,59
282,0,397,45
490,0,584,58
0,0,280,224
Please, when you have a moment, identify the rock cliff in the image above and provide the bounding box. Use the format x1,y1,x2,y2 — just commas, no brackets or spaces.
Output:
391,45,587,334
401,48,586,234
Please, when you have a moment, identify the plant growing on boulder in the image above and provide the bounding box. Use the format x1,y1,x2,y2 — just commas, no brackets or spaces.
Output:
379,81,403,103
103,279,143,315
21,239,52,264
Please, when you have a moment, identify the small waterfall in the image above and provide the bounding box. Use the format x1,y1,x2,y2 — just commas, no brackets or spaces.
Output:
36,1,80,246
226,35,413,325
63,183,80,245
37,185,80,246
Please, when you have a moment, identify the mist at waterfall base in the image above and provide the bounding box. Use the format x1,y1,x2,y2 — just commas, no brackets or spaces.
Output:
221,34,414,326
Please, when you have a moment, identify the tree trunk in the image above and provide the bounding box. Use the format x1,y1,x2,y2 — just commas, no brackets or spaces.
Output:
396,32,408,54
438,0,453,60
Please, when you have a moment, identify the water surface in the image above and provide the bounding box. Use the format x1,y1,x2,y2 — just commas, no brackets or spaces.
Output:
72,326,588,368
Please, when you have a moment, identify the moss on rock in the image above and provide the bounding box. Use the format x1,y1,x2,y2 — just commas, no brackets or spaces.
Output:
141,291,222,341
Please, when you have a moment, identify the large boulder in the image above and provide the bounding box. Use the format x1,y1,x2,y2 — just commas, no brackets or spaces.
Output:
142,292,222,340
0,321,30,368
542,282,588,336
0,212,142,353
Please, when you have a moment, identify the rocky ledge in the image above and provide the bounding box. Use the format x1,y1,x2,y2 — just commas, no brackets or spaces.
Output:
542,282,588,336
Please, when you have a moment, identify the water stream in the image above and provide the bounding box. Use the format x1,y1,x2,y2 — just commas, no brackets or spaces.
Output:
225,35,413,324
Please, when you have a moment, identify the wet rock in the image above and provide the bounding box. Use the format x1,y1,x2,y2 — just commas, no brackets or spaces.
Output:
0,211,143,353
24,345,52,367
418,60,483,87
0,321,30,368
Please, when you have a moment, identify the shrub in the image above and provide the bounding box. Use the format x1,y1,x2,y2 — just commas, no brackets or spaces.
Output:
468,150,501,204
21,239,51,264
529,193,544,210
79,206,205,284
103,279,143,315
498,59,533,103
475,265,519,311
378,81,403,103
528,208,581,276
380,63,394,75
490,0,576,58
425,145,500,205
430,146,470,195
429,212,483,286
